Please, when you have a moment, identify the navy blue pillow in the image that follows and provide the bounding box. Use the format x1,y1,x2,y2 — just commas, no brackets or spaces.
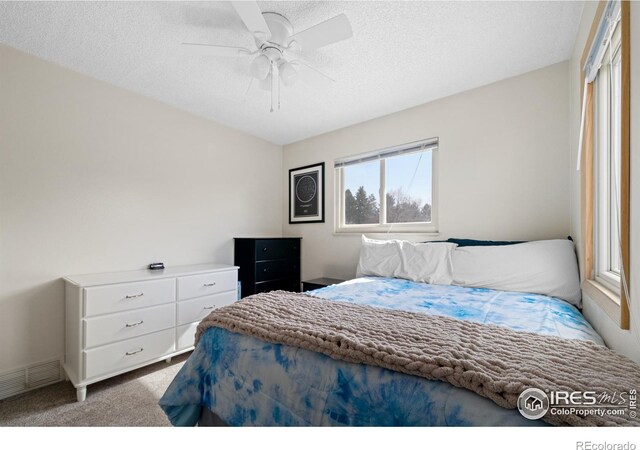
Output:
425,236,573,247
440,236,573,247
446,238,525,247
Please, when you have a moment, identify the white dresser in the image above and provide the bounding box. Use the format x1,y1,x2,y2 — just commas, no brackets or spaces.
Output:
64,263,238,402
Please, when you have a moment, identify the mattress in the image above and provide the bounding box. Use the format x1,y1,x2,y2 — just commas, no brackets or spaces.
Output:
159,277,603,426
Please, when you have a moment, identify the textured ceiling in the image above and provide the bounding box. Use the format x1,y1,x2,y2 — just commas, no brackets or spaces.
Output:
0,1,584,145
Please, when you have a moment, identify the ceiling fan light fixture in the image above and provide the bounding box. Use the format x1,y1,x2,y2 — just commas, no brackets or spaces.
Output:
181,1,351,111
258,75,271,91
249,54,271,80
279,62,298,86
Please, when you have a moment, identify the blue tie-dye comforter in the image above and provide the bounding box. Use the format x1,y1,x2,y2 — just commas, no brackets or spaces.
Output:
159,277,604,426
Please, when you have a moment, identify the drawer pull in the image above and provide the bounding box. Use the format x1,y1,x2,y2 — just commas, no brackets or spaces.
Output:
263,268,267,272
263,247,268,252
125,293,144,299
125,348,144,356
203,282,216,287
125,320,144,328
203,306,215,310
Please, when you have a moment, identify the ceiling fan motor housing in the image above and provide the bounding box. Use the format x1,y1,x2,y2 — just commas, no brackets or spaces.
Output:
252,12,295,89
259,12,294,49
262,46,283,63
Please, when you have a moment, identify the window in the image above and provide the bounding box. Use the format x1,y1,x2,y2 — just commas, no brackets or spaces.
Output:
593,11,621,293
334,138,438,233
578,0,630,329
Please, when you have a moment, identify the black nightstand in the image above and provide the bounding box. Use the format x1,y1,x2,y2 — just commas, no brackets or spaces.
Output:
302,277,346,292
234,237,301,298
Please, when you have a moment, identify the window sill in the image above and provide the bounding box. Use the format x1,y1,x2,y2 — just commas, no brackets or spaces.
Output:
332,230,441,238
334,223,439,234
582,279,621,324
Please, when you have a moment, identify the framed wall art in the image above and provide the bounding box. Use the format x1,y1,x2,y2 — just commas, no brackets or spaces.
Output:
289,162,324,224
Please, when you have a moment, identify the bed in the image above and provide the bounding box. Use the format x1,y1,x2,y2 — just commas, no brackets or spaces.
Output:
159,276,604,426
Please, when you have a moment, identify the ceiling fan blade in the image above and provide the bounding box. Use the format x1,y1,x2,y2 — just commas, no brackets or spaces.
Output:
288,14,352,50
230,1,271,40
291,60,335,89
181,43,251,57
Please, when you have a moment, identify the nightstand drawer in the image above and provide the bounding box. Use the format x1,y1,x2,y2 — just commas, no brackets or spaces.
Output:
84,303,175,349
177,270,237,301
256,259,300,282
83,328,175,380
177,291,236,326
84,279,175,317
255,239,299,261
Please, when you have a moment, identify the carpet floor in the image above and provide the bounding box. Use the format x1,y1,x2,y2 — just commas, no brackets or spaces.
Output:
0,352,189,426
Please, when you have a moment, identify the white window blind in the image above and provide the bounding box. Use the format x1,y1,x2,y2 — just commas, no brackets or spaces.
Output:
334,138,439,169
577,0,621,171
583,1,621,83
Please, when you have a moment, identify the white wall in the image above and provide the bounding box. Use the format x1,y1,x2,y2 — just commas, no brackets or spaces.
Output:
569,3,640,363
0,44,283,372
283,62,571,281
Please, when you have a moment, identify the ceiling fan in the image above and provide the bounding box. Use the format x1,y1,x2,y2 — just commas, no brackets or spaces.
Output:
182,1,353,112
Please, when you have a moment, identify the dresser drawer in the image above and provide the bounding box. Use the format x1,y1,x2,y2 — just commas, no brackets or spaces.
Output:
176,322,199,351
255,239,300,261
83,328,175,380
84,278,175,317
256,259,300,282
177,291,236,326
84,303,175,349
254,278,300,294
177,270,237,301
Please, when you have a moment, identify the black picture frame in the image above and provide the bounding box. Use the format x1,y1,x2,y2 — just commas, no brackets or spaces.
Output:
289,162,325,224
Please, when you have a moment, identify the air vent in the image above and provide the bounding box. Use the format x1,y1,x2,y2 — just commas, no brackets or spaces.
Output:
0,359,62,400
28,360,61,389
0,370,27,400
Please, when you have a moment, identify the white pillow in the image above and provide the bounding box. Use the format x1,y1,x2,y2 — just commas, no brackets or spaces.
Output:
356,236,402,278
451,239,582,307
356,236,456,285
397,241,457,285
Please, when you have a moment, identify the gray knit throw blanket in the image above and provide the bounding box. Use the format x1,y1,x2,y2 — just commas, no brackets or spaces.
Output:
195,290,640,426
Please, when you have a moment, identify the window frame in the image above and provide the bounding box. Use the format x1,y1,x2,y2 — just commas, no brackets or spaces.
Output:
579,0,630,330
593,21,622,294
334,142,439,234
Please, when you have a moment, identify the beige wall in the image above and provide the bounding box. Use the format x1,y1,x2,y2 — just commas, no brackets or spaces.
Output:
0,45,283,372
569,3,640,363
5,11,635,375
283,62,571,282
